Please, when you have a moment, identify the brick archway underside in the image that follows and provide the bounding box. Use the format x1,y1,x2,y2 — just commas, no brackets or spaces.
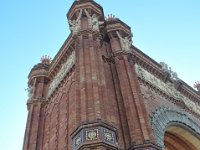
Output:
164,132,196,150
151,107,200,149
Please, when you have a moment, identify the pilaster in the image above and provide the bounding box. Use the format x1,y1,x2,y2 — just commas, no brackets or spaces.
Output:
106,18,160,149
68,1,119,149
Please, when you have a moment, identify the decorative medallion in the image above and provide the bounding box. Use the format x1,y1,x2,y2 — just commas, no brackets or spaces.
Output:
74,134,82,148
86,129,99,141
71,122,118,150
103,129,115,143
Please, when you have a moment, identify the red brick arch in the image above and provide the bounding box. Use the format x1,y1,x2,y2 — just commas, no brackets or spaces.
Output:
151,107,200,149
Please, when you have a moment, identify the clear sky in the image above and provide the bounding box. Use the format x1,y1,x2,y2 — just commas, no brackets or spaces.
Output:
0,0,200,149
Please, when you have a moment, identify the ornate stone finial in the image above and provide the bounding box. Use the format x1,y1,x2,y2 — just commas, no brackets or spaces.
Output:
194,81,200,92
40,55,52,65
105,14,116,21
116,31,132,52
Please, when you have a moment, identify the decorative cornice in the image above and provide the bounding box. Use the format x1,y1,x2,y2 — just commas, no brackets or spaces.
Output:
27,98,44,108
151,107,200,149
133,47,200,103
102,52,134,65
106,22,131,37
48,36,74,77
135,64,200,116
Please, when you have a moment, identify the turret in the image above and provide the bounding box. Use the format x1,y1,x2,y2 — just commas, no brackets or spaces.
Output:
105,14,132,55
23,56,51,150
27,55,50,105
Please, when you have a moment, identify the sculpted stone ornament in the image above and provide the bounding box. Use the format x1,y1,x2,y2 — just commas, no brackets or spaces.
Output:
27,86,34,100
116,31,132,52
160,62,179,81
135,64,200,116
84,9,104,32
48,51,75,97
27,78,36,101
86,129,99,140
103,129,114,143
74,135,82,147
68,9,83,34
160,62,169,73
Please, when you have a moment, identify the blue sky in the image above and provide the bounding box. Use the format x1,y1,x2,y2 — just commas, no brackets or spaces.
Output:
0,0,200,149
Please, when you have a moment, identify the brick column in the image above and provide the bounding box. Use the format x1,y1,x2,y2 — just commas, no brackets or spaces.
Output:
68,1,120,149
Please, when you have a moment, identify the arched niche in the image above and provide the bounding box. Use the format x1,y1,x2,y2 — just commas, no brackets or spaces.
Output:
151,107,200,149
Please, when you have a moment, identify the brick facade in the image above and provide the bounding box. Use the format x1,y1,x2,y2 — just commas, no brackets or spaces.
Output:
23,0,200,150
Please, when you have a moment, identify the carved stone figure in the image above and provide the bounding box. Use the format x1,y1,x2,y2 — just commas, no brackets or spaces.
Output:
169,67,178,81
160,62,179,81
27,86,33,100
84,9,104,32
160,62,169,73
116,31,132,52
68,9,83,34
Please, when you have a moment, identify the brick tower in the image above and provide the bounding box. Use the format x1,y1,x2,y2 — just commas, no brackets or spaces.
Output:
23,0,200,150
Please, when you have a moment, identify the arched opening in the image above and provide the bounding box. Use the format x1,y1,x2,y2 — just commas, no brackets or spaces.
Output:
164,125,200,150
151,107,200,149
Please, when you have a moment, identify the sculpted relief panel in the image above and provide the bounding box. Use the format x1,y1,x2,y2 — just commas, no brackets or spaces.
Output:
48,51,75,97
135,64,200,116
